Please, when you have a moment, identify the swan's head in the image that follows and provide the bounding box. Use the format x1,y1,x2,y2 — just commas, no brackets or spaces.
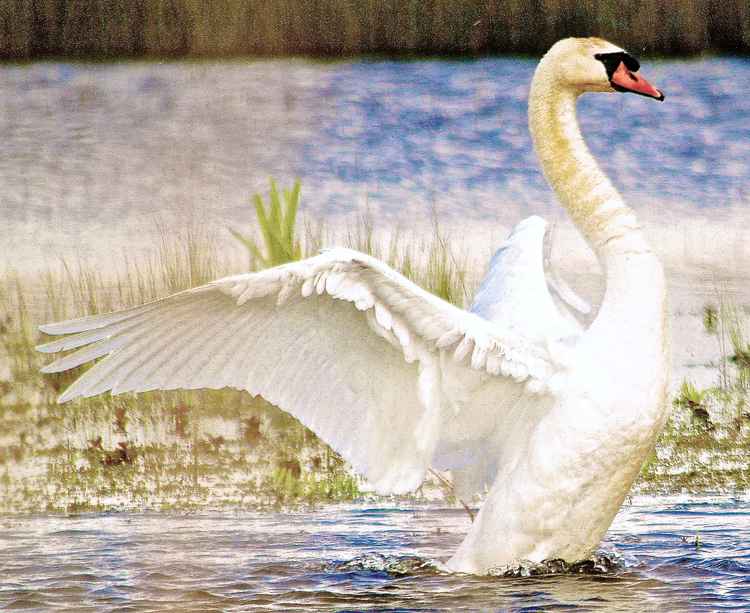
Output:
541,37,664,101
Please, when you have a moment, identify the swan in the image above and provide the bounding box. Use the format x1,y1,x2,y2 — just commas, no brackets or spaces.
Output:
37,37,668,575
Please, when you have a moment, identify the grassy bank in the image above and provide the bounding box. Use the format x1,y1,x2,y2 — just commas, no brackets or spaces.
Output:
1,184,748,513
2,0,749,60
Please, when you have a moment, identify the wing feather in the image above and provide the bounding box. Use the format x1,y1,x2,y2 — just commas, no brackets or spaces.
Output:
38,247,558,493
111,296,232,394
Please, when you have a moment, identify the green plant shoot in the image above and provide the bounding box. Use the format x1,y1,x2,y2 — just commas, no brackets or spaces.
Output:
230,179,302,269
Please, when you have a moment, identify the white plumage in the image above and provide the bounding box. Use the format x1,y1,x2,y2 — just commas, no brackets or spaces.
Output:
38,37,670,574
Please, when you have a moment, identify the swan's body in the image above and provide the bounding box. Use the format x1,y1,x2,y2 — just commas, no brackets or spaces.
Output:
38,38,669,574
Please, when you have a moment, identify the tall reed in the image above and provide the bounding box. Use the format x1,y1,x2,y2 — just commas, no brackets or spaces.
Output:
2,0,748,60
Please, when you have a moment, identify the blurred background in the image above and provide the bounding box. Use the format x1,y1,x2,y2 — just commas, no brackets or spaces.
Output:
1,0,748,58
2,1,748,275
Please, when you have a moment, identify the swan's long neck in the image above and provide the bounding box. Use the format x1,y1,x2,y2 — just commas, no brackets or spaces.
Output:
528,62,651,263
528,57,667,343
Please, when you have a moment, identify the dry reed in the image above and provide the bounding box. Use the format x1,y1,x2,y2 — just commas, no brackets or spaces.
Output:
1,0,748,60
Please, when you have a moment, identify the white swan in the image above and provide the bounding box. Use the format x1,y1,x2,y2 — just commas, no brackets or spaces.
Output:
37,38,669,574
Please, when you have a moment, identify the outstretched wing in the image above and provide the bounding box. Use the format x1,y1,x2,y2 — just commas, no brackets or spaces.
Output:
38,248,556,494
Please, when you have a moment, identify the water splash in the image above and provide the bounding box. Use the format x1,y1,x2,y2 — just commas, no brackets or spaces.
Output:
489,552,624,577
331,550,624,578
331,552,440,576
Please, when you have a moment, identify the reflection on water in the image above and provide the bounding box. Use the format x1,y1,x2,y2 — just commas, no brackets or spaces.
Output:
1,497,748,610
1,57,749,272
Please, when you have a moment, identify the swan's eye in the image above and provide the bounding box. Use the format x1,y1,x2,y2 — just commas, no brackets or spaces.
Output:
594,52,641,79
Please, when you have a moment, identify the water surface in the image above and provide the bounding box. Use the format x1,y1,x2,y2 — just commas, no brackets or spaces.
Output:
1,57,748,271
1,497,748,611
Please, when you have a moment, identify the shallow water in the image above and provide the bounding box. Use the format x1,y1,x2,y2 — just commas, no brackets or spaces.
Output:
1,56,749,271
1,497,748,611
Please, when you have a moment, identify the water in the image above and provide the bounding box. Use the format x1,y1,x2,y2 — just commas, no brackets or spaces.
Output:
1,497,748,611
1,56,749,271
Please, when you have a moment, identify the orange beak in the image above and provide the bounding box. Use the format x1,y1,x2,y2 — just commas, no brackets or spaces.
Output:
610,62,664,101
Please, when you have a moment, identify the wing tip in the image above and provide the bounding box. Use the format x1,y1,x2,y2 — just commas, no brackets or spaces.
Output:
38,319,93,336
36,338,62,353
57,389,75,404
57,383,96,404
38,322,58,336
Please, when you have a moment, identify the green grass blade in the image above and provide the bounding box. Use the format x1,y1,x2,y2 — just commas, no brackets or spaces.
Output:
283,179,301,244
268,180,283,262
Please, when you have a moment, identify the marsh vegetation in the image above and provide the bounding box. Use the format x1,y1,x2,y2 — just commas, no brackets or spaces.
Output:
3,0,749,59
644,297,750,494
1,181,747,512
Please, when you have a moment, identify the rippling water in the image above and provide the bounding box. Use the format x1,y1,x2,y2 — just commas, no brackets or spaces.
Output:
1,497,748,611
1,56,749,271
